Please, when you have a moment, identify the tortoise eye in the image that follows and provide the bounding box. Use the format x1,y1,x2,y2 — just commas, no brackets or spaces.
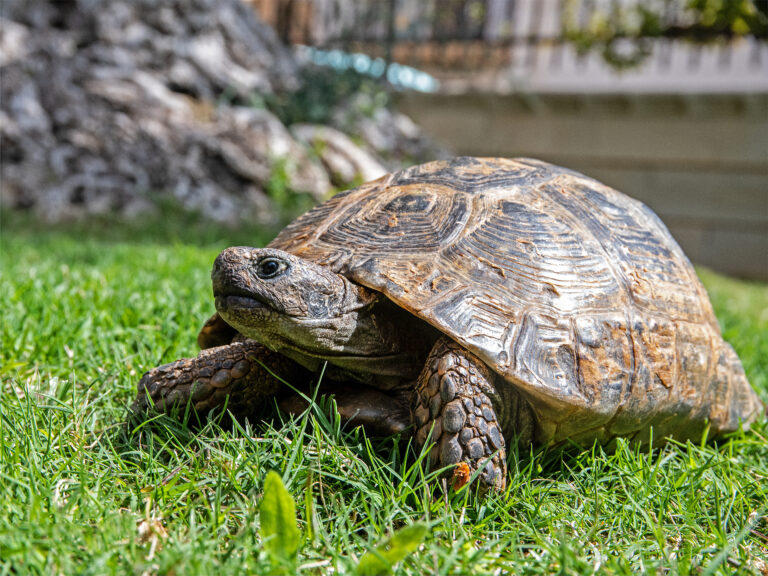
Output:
256,257,286,279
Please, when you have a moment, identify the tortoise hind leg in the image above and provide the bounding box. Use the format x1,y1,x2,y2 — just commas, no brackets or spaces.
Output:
278,385,411,437
133,339,308,425
412,337,507,491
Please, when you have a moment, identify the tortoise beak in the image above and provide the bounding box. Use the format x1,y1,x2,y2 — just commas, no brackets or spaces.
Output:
211,247,255,298
211,247,279,318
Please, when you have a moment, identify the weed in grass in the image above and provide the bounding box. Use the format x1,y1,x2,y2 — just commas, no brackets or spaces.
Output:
1,223,766,575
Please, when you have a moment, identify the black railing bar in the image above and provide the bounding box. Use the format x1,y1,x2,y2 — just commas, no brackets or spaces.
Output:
749,37,764,66
302,30,768,48
686,39,703,70
525,0,544,69
718,39,733,69
548,0,567,70
385,0,396,70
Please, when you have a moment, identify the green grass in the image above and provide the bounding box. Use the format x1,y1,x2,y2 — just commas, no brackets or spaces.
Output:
1,218,767,575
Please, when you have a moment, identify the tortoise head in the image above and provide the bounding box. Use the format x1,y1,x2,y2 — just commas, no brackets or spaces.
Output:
211,247,379,358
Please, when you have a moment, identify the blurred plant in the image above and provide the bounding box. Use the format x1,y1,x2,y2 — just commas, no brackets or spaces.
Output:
259,471,429,574
264,65,388,126
356,523,430,576
260,471,301,573
264,157,317,222
563,0,768,69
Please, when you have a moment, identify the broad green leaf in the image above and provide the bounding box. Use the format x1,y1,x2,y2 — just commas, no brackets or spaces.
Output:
260,471,301,564
356,522,429,576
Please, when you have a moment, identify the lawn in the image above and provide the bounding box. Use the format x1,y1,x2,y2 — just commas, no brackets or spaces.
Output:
1,218,767,575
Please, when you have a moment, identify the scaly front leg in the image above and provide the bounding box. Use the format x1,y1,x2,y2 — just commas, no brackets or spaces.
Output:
412,337,509,492
133,339,308,423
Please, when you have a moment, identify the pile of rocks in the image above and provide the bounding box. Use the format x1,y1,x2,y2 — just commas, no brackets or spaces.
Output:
0,0,443,223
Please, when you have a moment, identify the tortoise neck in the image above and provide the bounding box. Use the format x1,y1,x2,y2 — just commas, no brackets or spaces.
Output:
280,289,438,387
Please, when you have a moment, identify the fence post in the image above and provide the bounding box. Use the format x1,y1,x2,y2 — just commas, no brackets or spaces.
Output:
385,0,397,84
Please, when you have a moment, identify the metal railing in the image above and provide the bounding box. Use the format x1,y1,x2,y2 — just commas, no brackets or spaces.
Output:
250,0,768,72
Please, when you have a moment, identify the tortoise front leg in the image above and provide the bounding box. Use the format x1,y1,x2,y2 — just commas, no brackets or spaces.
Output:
413,337,507,492
133,339,308,423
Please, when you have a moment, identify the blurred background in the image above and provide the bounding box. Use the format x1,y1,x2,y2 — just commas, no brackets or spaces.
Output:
2,0,766,277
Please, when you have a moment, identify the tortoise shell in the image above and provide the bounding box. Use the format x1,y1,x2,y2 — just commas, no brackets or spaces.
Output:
269,157,761,445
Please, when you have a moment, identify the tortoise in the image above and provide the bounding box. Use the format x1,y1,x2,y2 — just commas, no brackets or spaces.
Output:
135,157,763,490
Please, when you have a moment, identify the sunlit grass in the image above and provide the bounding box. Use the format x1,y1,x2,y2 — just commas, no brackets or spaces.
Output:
1,220,766,575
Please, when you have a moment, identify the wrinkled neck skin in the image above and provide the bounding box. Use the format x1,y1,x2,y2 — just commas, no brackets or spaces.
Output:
278,289,433,388
212,247,435,388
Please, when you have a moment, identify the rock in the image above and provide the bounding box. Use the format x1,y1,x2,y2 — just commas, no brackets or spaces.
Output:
0,0,305,223
330,91,451,168
0,19,30,67
0,0,444,224
291,124,387,185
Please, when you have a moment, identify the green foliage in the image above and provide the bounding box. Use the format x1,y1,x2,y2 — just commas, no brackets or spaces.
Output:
688,0,768,35
357,523,429,576
0,223,766,574
0,200,278,249
696,268,768,396
265,66,388,127
563,0,768,69
265,157,318,220
260,471,301,569
258,469,427,574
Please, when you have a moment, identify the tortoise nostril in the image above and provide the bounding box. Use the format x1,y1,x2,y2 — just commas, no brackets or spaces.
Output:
212,247,265,296
213,247,251,275
211,253,228,280
211,250,239,293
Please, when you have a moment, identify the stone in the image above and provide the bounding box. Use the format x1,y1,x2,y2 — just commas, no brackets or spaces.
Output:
330,91,449,168
0,0,441,224
291,124,387,185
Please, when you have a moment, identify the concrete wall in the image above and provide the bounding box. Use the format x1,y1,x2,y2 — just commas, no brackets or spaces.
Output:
396,92,768,279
